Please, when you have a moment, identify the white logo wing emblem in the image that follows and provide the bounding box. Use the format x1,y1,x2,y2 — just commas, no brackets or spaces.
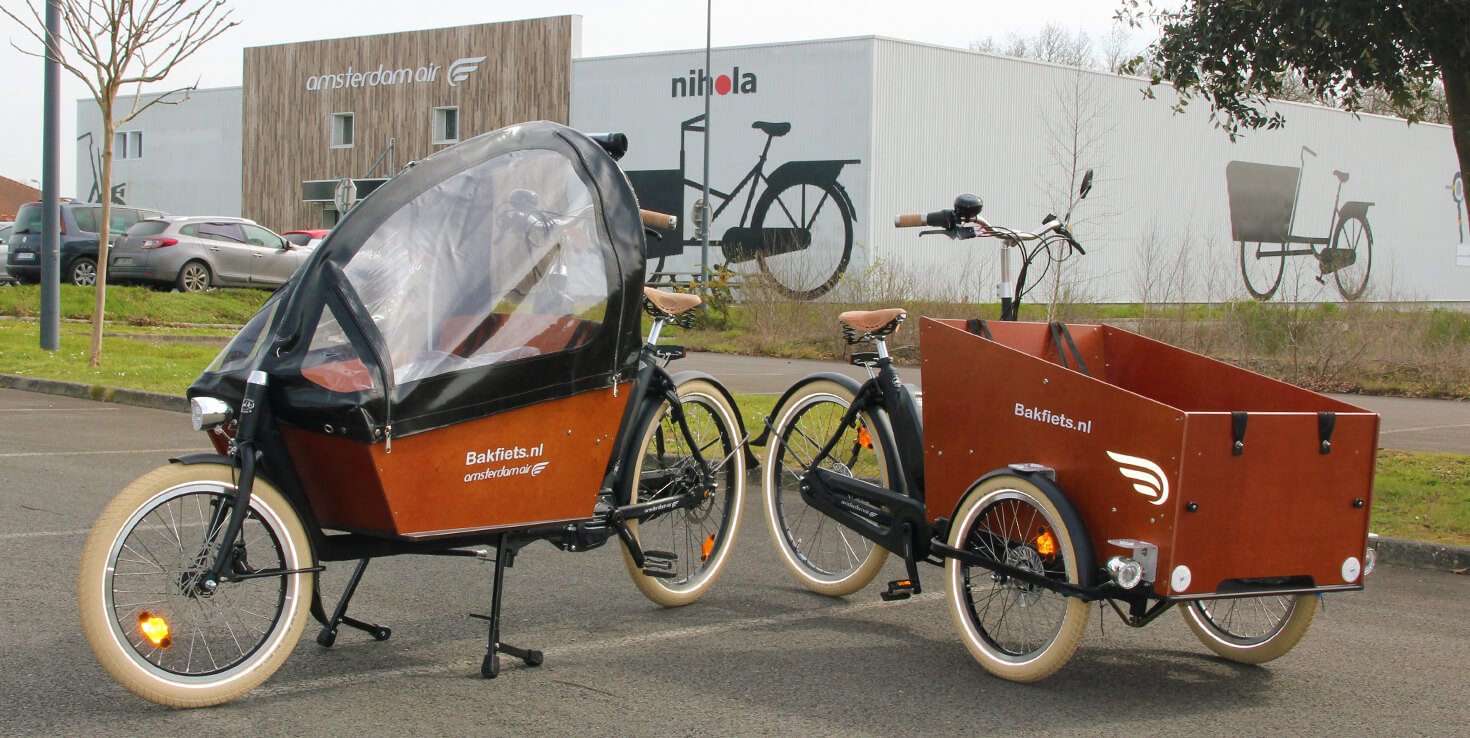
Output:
1106,451,1170,506
447,56,487,87
531,461,550,477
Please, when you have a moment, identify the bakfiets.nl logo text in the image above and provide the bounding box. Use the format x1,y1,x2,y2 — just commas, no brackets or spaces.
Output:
463,443,549,483
305,55,485,92
671,67,758,98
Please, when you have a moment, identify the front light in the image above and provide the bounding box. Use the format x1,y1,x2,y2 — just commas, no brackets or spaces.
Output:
1107,556,1145,589
190,397,234,431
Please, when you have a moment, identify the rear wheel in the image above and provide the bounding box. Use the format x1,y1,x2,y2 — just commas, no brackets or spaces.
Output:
752,181,853,300
177,260,212,293
945,474,1091,682
762,379,890,596
621,379,745,606
1331,215,1373,301
69,257,98,287
78,463,313,707
1181,594,1317,664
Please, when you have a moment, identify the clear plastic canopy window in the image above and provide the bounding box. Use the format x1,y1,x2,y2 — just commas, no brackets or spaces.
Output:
304,148,612,388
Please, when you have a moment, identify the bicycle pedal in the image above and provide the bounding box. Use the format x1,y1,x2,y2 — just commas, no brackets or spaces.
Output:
642,567,678,579
642,549,676,561
880,579,917,601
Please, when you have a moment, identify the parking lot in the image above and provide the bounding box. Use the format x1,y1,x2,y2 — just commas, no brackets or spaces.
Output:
1,387,1466,736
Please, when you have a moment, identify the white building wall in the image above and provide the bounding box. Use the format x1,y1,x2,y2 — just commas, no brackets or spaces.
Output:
75,86,242,217
572,38,874,296
869,39,1464,303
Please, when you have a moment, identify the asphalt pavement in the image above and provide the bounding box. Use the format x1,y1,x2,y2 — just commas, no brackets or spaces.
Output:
1,388,1467,735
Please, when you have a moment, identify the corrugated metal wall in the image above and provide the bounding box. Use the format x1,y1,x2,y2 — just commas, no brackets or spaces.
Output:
869,38,1462,303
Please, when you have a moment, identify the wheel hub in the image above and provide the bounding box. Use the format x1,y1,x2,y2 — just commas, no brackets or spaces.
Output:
1003,545,1046,606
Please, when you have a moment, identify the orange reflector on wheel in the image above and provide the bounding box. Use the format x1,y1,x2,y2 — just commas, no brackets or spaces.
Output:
1035,528,1057,557
856,426,873,449
138,611,172,649
702,533,716,562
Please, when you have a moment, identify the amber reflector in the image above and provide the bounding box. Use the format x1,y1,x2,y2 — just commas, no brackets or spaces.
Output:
137,611,172,649
701,533,716,562
856,426,873,449
1035,528,1057,557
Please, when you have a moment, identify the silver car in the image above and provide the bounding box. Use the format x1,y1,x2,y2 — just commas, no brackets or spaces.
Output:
0,222,13,283
110,216,312,292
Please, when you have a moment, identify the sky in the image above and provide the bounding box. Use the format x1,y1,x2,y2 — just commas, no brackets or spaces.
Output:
0,0,1153,195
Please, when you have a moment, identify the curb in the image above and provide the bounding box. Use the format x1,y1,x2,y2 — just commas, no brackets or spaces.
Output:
1374,537,1470,574
1,375,1467,574
0,373,187,413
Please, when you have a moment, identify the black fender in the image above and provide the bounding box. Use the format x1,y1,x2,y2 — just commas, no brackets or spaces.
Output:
749,371,861,447
668,369,759,470
170,452,236,467
1337,201,1373,224
954,468,1097,589
763,160,859,222
750,372,904,495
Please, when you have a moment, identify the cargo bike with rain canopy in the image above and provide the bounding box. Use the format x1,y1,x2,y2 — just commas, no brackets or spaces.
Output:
77,122,750,707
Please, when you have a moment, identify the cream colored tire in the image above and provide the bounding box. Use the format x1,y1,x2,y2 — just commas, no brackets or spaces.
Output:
78,463,313,707
1182,594,1318,664
621,379,745,607
945,475,1091,683
762,379,890,596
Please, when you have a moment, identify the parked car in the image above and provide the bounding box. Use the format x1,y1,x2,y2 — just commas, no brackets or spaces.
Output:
109,216,313,292
282,228,330,250
5,201,168,286
0,222,13,284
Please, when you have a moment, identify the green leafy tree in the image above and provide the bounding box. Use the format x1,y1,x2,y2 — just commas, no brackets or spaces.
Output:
1119,2,1470,219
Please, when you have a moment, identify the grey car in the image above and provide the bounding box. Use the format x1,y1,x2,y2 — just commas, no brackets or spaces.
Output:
110,216,312,292
7,201,168,285
0,223,13,283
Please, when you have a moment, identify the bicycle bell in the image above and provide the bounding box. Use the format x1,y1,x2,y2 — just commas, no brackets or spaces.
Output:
953,194,982,220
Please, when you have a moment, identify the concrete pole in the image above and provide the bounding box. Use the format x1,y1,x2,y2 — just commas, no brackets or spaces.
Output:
39,0,61,351
699,0,711,285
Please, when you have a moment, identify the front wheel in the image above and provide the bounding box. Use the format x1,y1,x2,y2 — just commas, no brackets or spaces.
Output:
620,379,746,607
762,379,890,595
1239,240,1284,301
752,181,853,300
70,256,98,287
78,463,314,707
945,474,1091,683
1181,594,1318,664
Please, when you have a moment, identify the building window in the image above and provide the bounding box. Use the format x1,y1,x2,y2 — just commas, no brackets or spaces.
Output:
113,131,143,160
331,112,355,148
433,107,459,144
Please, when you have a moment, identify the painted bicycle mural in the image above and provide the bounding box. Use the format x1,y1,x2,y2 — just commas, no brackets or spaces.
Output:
1227,147,1375,301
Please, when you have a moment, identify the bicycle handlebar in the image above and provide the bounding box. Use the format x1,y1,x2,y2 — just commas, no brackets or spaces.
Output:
640,209,678,230
894,211,951,228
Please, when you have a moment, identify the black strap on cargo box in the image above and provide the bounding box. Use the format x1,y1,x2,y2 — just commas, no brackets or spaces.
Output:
1318,412,1336,455
1231,411,1248,456
1049,322,1091,377
966,318,993,339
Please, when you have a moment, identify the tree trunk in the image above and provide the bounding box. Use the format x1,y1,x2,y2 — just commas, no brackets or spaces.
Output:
90,106,114,369
1437,59,1470,227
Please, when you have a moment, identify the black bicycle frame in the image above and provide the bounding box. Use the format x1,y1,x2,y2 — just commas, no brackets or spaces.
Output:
680,114,774,231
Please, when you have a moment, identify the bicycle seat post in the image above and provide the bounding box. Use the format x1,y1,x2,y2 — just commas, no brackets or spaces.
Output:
646,317,667,347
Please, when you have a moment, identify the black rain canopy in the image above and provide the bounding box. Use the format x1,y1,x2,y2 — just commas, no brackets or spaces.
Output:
192,121,647,443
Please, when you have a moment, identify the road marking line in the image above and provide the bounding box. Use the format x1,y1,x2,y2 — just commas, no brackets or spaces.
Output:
0,527,90,540
254,594,936,698
0,447,202,458
1380,423,1470,435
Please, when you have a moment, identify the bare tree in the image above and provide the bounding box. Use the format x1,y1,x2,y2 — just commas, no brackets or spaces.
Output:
973,22,1102,70
3,0,237,367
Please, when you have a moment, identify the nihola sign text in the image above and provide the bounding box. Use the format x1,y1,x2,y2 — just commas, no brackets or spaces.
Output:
304,55,486,92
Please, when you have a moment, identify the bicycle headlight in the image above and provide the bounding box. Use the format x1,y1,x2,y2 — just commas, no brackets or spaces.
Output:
190,397,234,431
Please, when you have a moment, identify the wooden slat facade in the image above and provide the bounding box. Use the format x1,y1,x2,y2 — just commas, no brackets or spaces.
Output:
242,17,575,231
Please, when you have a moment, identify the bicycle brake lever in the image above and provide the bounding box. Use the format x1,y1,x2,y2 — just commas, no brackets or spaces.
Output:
643,226,663,241
919,229,948,237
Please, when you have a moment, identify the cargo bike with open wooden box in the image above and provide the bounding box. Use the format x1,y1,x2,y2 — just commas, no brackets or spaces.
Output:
757,186,1381,683
76,122,750,707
